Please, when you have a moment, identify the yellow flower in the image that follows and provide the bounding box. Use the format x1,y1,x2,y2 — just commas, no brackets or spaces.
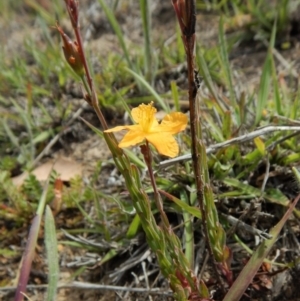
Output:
105,103,188,158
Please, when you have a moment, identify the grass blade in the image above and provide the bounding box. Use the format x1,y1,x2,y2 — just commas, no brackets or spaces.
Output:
218,17,239,124
159,189,201,219
255,22,276,125
97,0,132,70
170,81,180,111
125,67,169,112
45,205,59,301
196,47,222,111
270,51,282,115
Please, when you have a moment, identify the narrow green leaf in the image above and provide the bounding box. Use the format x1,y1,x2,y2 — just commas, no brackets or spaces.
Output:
222,110,232,140
45,206,59,301
99,249,118,265
255,55,272,125
255,21,276,125
159,190,201,219
80,117,103,138
253,137,265,155
196,48,221,110
270,53,282,115
125,67,169,112
292,167,300,185
218,17,239,124
24,0,54,23
176,23,185,62
126,214,141,238
2,119,20,148
33,131,52,144
282,152,300,165
97,0,132,69
170,81,180,111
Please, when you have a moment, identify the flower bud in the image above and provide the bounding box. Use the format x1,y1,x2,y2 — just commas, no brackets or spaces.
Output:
56,25,84,76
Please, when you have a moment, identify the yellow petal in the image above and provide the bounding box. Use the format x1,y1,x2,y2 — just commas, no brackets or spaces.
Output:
118,130,146,148
104,124,140,133
104,104,187,158
146,133,179,158
159,112,188,134
131,103,158,132
104,125,128,133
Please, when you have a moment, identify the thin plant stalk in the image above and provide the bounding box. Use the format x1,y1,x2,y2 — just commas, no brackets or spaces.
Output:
141,142,170,229
63,0,108,130
172,0,229,292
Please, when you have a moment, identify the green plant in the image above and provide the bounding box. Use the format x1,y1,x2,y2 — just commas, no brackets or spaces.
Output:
52,0,300,299
8,0,300,300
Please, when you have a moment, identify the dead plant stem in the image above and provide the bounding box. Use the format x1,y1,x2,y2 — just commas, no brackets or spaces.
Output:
160,125,300,168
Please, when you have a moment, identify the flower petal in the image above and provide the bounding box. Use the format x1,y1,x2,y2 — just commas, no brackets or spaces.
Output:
104,124,140,133
104,104,187,158
131,103,158,132
118,130,146,148
146,133,179,158
104,125,128,133
160,112,188,134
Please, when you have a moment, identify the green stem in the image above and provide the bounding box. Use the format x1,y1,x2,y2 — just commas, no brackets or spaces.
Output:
69,3,108,130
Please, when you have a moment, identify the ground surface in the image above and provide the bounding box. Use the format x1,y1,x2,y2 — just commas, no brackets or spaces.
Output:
2,1,300,301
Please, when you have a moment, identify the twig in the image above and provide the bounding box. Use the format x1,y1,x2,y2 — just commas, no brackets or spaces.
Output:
159,125,300,168
220,213,272,240
141,261,153,301
267,131,300,150
0,282,172,296
273,115,300,125
262,39,298,78
109,249,151,278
